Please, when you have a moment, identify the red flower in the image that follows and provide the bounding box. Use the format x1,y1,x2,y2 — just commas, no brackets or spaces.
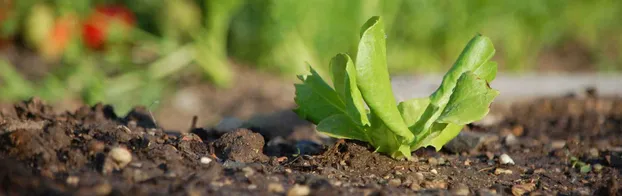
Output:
82,5,135,50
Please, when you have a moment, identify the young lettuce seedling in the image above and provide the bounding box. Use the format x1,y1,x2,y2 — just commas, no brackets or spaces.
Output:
293,16,499,160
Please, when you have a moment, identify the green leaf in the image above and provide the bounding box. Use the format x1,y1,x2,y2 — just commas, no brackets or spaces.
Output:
316,114,367,141
355,16,414,142
329,53,370,126
398,98,430,127
293,66,346,124
473,61,498,83
436,72,500,125
412,122,464,151
410,34,497,148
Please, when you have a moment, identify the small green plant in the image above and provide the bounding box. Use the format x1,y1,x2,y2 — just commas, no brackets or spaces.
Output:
293,16,500,160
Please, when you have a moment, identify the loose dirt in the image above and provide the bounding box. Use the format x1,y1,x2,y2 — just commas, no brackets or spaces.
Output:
0,91,621,195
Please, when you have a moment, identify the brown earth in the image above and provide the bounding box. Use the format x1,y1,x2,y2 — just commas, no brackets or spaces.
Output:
0,89,621,196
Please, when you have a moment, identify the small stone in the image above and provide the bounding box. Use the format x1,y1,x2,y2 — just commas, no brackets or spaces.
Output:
66,176,79,186
268,183,285,193
414,172,425,181
110,147,132,167
505,134,519,146
88,140,105,155
103,146,132,174
464,159,471,166
450,183,470,196
494,168,513,175
500,154,515,165
588,148,599,158
93,183,112,195
549,140,566,150
477,189,497,196
428,157,438,166
431,169,438,175
512,182,535,196
242,167,255,177
248,184,257,189
511,125,524,136
287,184,310,196
388,178,402,187
200,157,212,164
423,180,447,189
410,182,422,190
534,168,546,174
593,164,603,172
438,157,446,165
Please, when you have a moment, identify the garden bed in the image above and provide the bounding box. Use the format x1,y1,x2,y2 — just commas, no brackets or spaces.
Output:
0,88,620,196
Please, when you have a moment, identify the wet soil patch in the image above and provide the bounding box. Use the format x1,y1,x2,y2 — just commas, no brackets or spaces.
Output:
0,94,621,195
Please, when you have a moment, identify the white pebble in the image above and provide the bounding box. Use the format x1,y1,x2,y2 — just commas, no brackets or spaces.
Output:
430,169,438,174
200,157,212,164
500,153,515,165
109,147,132,168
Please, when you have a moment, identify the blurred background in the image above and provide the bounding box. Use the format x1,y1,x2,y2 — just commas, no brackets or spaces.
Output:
1,0,621,131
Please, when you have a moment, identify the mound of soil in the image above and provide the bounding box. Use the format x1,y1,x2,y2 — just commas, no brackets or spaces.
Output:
0,94,621,196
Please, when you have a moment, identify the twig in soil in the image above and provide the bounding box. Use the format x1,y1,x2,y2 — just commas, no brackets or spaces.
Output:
478,166,496,172
190,116,198,130
147,101,160,128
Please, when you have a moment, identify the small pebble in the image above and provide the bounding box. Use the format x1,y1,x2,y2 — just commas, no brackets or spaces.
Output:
268,183,285,193
450,183,470,196
512,182,536,196
499,153,515,165
438,157,446,165
422,180,447,189
505,134,519,146
109,147,132,167
242,167,255,177
593,164,603,172
287,184,310,196
550,140,566,149
200,157,212,164
430,169,438,174
388,178,402,187
248,184,257,190
66,176,79,186
428,157,438,166
589,148,599,158
410,182,422,190
494,168,513,175
414,172,425,181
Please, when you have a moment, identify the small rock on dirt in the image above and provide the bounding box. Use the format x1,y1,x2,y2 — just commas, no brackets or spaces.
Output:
512,182,535,196
504,134,519,146
103,147,132,174
212,129,269,163
287,184,310,196
444,131,498,154
200,157,212,164
268,183,285,193
549,140,566,150
500,153,515,165
422,180,447,189
450,183,470,196
388,178,402,187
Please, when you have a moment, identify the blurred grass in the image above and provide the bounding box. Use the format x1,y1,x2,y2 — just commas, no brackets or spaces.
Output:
1,0,621,115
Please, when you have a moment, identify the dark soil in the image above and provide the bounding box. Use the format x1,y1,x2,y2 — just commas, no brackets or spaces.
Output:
1,92,621,195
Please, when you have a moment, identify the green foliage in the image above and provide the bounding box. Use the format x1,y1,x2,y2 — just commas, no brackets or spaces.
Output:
294,16,499,160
